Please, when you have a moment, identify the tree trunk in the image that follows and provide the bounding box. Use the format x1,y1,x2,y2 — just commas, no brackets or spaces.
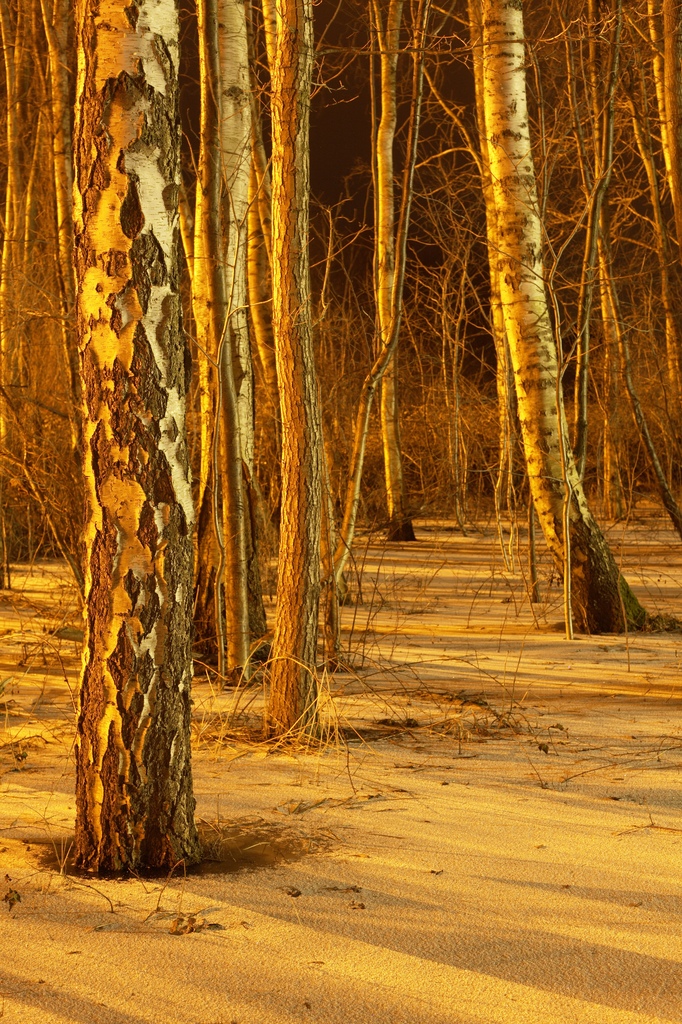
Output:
218,0,266,648
468,0,514,524
372,0,415,542
263,0,324,736
39,0,82,447
193,0,250,678
333,0,429,579
626,66,682,396
73,0,200,873
662,0,682,250
481,0,646,633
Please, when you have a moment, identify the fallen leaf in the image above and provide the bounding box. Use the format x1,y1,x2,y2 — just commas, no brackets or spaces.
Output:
3,888,20,911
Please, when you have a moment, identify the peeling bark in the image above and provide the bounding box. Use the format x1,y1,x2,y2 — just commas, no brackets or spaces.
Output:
73,0,200,873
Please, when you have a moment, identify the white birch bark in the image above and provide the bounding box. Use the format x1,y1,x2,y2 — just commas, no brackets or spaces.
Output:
480,0,645,633
73,0,200,872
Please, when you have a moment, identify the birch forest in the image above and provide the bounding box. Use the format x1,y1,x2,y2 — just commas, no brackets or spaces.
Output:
0,0,681,896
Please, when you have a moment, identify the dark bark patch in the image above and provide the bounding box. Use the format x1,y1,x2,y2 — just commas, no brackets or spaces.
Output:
124,3,139,29
120,177,144,239
137,501,159,553
131,322,165,420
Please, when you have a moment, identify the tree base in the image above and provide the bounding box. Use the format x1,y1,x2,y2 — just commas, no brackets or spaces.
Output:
385,519,417,542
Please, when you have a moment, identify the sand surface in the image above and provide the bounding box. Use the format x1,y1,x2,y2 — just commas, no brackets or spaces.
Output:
1,519,681,1023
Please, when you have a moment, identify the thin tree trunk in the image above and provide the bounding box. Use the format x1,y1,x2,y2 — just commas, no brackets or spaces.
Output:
263,0,324,736
480,0,646,633
662,0,682,249
247,160,280,430
193,0,250,677
372,0,416,542
626,68,682,396
39,0,81,445
73,0,200,873
598,208,682,540
218,0,266,657
333,0,429,579
468,0,514,536
571,0,622,478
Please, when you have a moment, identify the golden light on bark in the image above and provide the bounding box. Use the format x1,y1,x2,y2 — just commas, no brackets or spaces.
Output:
73,0,199,873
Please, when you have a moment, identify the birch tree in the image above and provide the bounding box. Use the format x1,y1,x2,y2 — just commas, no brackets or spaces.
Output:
192,0,251,678
480,0,645,633
73,0,200,872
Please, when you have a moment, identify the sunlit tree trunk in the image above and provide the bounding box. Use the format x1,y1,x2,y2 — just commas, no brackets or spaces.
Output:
0,0,25,588
73,0,200,873
372,0,415,541
219,0,266,645
39,0,81,444
333,0,429,580
571,0,622,478
627,71,682,396
469,0,514,538
662,0,682,250
481,0,645,633
247,160,280,427
193,0,250,677
598,204,682,540
263,0,324,735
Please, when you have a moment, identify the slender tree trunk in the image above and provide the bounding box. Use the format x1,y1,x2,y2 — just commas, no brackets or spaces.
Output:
648,0,673,183
193,0,250,677
218,0,266,646
626,67,682,396
73,0,200,873
480,0,646,633
662,0,682,249
372,0,415,542
598,207,682,540
247,160,280,429
601,299,624,520
571,0,622,478
263,0,324,735
468,0,513,523
39,0,81,445
333,0,429,579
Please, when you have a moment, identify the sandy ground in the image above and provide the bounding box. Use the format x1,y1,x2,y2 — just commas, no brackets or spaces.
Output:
1,517,681,1024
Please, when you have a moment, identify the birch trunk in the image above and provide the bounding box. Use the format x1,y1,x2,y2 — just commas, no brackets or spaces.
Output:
662,0,682,250
648,0,672,183
218,0,266,646
372,0,415,542
481,0,645,633
73,0,200,872
263,0,324,735
469,0,514,534
193,0,250,677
